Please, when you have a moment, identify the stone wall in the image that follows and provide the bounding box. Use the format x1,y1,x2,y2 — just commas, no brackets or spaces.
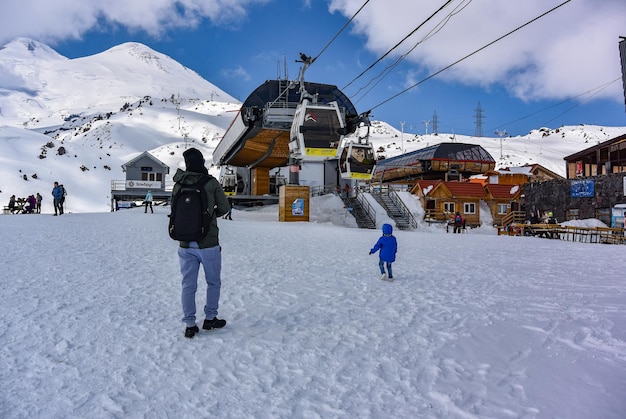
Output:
522,173,626,223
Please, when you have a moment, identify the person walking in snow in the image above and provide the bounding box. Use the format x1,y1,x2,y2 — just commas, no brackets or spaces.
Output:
369,223,398,281
144,190,153,213
35,193,42,214
52,182,64,215
172,147,231,338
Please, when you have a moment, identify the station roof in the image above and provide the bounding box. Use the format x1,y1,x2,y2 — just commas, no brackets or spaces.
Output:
242,80,359,117
376,143,495,168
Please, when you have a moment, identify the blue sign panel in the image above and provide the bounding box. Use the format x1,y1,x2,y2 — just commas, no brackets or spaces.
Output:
570,179,594,198
291,198,305,216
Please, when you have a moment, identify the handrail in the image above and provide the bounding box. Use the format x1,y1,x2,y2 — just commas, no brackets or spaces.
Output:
355,189,376,225
501,210,525,227
309,185,336,196
387,188,418,229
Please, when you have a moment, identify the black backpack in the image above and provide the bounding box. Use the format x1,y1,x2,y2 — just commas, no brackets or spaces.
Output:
168,176,213,241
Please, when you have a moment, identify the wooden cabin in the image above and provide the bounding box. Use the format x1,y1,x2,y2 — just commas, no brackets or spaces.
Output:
473,164,563,186
484,183,523,226
410,179,524,227
411,180,487,226
563,133,626,178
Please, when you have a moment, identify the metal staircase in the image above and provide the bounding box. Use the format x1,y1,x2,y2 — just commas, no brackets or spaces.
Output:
371,188,418,230
343,193,377,229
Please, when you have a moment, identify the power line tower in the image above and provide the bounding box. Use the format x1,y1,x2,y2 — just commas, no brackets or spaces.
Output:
431,111,439,135
474,101,485,137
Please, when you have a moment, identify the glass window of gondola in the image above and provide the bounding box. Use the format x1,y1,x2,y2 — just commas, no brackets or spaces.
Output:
348,145,375,175
299,107,343,150
340,143,375,179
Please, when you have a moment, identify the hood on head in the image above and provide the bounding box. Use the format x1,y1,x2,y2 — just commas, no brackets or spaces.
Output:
382,223,393,235
183,147,208,174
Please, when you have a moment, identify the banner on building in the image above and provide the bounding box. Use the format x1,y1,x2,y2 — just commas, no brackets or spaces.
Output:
126,180,160,189
570,179,594,198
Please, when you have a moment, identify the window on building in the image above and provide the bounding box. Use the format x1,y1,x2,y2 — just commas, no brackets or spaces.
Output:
497,203,508,214
596,208,610,225
141,170,162,182
567,209,579,221
464,202,476,214
444,202,455,213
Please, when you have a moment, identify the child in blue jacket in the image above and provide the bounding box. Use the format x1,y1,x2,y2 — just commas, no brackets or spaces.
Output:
369,223,398,281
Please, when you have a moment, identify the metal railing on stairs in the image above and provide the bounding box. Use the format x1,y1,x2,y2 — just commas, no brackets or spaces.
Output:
354,190,376,228
386,188,418,230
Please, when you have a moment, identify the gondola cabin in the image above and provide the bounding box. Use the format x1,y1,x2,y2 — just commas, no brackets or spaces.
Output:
289,101,345,160
219,166,238,196
339,141,376,180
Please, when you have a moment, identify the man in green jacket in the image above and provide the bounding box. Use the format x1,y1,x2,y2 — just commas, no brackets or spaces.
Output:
172,147,231,338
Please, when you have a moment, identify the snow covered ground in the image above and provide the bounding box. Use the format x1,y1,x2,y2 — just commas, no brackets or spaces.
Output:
1,195,625,418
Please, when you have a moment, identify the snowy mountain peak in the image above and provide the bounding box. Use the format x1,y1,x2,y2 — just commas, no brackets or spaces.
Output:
0,39,238,124
100,42,182,71
0,37,66,61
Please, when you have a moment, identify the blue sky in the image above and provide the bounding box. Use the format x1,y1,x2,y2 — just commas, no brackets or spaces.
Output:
1,0,625,136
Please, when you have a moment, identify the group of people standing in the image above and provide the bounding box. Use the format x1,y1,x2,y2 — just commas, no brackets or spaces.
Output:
6,182,66,215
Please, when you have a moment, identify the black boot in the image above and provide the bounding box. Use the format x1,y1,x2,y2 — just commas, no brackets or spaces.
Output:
184,325,199,338
203,317,226,330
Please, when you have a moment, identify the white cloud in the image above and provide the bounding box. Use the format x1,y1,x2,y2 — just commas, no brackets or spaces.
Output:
1,0,624,107
0,0,268,43
330,0,626,103
220,65,251,82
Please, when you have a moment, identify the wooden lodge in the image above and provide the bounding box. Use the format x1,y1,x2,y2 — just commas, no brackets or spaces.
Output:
564,133,626,178
411,180,487,227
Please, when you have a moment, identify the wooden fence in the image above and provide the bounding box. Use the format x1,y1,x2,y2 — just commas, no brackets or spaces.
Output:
498,223,626,245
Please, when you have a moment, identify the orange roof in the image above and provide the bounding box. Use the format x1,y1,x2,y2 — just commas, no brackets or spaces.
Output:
485,183,522,199
443,181,487,198
414,180,441,190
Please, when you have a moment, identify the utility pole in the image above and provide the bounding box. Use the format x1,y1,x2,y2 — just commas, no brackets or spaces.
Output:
495,129,507,159
431,111,439,135
474,102,485,137
423,120,430,135
400,121,405,154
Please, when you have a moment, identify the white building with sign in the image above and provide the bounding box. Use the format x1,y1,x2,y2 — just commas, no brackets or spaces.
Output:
111,151,171,211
